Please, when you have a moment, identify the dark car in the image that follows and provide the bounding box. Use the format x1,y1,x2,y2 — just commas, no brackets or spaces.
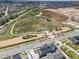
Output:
37,44,57,58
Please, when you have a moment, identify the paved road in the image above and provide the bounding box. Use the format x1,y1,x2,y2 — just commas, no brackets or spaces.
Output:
0,30,79,58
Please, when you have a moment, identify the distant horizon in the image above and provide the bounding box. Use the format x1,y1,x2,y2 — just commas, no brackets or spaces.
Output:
0,0,79,1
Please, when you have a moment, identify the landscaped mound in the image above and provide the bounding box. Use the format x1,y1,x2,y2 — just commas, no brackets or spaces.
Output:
13,16,55,35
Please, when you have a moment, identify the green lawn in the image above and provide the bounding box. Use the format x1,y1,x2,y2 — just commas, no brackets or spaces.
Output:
66,42,79,50
61,39,68,44
0,23,16,40
60,45,79,59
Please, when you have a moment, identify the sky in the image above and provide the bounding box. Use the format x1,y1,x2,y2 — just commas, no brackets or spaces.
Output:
0,0,79,1
13,0,79,1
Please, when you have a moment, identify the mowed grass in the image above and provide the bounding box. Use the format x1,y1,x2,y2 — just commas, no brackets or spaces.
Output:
66,42,79,51
0,23,16,40
60,45,79,59
61,39,68,44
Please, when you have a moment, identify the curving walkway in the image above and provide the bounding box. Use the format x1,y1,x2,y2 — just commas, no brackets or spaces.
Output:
10,9,34,36
10,22,17,36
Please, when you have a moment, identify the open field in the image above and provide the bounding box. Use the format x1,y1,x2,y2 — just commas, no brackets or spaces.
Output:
0,6,61,50
0,6,40,40
13,16,55,35
0,5,73,41
0,6,72,50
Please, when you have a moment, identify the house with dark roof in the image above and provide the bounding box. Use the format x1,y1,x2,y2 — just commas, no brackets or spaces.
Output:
69,35,79,44
54,54,65,59
36,44,57,58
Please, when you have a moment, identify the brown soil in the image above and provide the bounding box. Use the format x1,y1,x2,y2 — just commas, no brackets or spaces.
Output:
0,36,26,47
0,34,41,48
42,10,68,22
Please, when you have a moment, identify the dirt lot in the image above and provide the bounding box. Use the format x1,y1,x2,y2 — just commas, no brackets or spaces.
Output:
0,34,41,48
52,26,71,34
57,8,79,24
58,8,79,17
42,9,68,22
0,36,26,47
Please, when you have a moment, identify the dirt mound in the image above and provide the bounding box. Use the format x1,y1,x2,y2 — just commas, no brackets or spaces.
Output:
42,10,68,22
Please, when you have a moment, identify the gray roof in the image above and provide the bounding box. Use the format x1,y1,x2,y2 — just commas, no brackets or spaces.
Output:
54,54,65,59
69,36,79,44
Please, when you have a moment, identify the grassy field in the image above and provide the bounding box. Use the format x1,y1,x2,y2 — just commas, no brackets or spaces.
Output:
0,23,16,40
0,6,40,40
0,9,30,40
0,6,65,40
13,16,55,35
60,45,79,59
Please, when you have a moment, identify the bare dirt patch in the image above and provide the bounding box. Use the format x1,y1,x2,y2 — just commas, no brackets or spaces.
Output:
0,36,26,47
42,9,68,22
0,34,40,48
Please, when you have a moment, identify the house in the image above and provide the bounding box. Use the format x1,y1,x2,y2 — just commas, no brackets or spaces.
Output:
69,35,79,44
36,44,57,58
54,54,65,59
